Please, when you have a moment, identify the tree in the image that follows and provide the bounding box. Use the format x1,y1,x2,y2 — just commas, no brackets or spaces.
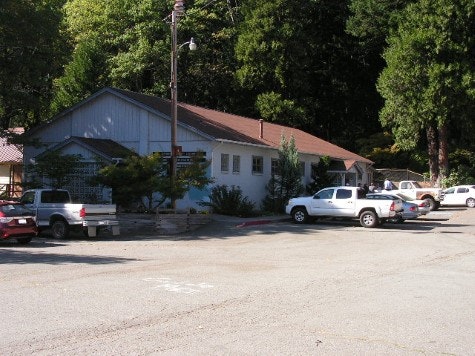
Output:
25,151,83,189
262,135,303,213
57,0,244,114
93,152,213,210
377,0,475,185
306,156,335,194
51,37,109,115
235,0,379,150
0,0,66,129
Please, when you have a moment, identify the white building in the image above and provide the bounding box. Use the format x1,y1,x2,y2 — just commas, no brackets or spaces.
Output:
23,87,373,209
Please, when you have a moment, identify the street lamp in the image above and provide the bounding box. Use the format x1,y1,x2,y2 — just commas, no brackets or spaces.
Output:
170,0,196,210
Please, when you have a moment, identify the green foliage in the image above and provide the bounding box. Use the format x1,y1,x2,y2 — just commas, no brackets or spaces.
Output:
26,151,83,189
356,132,427,172
202,185,256,217
93,152,213,210
236,0,380,148
51,37,109,114
255,92,306,125
441,168,474,188
159,154,214,207
441,149,475,187
0,0,66,129
306,156,335,194
377,0,475,181
92,152,163,210
262,135,303,213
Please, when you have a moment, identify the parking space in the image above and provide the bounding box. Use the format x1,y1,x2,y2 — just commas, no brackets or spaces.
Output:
1,207,474,355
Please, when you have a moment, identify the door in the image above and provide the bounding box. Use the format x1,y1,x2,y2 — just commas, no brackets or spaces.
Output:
442,187,457,205
309,188,335,215
331,188,355,216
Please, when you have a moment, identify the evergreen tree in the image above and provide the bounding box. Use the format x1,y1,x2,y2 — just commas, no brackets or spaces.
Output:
377,0,475,184
306,156,335,194
262,135,303,213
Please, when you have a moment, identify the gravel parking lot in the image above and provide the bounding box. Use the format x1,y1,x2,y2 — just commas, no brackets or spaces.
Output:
1,207,474,355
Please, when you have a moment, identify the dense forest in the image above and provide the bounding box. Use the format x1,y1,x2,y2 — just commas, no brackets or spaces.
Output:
1,0,474,184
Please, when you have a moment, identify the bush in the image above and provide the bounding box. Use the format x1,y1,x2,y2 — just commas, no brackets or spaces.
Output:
201,185,256,217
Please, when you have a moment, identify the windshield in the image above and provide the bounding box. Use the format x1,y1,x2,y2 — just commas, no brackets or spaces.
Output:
412,182,422,188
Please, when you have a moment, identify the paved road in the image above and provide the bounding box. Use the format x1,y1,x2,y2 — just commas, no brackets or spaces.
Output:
1,207,474,355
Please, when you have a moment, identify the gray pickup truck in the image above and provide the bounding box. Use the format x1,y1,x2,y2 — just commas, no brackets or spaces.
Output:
20,189,120,239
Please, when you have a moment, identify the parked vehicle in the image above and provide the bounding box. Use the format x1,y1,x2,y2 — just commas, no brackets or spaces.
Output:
20,189,120,239
285,186,403,228
366,193,422,223
0,200,38,244
382,180,444,211
370,192,430,216
393,192,431,216
441,185,475,208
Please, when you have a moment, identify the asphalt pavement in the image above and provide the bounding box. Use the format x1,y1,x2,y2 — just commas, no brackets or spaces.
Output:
1,206,474,355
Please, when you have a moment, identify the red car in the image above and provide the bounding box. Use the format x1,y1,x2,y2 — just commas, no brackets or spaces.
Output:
0,200,38,244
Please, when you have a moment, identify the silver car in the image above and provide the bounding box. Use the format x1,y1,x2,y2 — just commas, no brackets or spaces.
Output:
366,193,426,223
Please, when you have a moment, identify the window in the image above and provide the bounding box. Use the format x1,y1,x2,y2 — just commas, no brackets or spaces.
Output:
271,158,280,176
336,189,352,199
314,189,334,200
221,153,229,173
252,156,263,174
41,190,70,203
232,155,240,173
300,162,305,177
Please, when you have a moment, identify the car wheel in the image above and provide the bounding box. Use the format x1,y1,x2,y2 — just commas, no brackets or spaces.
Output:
359,210,378,228
51,220,69,239
292,207,308,224
16,237,32,244
467,198,475,208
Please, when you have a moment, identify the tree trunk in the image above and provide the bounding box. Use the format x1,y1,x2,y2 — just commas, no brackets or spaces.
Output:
437,123,449,187
426,124,439,185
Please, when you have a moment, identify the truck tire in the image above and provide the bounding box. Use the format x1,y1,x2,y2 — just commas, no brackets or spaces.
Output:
359,210,378,228
424,197,437,211
51,220,70,239
292,207,308,224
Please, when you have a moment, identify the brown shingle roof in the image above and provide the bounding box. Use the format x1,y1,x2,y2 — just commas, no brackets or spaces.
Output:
113,88,372,164
0,128,23,164
72,137,137,159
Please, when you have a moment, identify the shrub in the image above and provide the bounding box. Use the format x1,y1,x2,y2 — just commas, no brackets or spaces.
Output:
202,185,255,217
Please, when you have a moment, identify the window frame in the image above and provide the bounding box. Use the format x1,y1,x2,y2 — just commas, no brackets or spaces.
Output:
252,155,264,175
232,155,240,174
221,153,229,173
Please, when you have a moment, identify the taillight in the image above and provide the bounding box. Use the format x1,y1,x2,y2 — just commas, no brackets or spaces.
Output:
80,207,86,218
390,201,395,211
0,211,13,223
409,206,417,212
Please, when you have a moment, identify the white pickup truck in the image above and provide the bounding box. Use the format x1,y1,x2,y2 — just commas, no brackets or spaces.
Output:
20,189,120,239
384,180,443,211
285,186,403,228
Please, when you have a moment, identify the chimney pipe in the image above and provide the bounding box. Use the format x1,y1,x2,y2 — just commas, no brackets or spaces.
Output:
259,119,263,139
